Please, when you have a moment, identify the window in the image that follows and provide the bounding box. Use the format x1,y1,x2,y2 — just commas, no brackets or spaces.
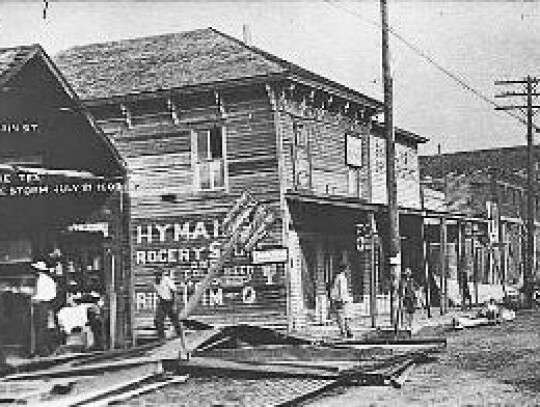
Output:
193,126,226,191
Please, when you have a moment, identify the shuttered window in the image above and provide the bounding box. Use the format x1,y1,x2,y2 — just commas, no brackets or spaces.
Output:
192,126,227,191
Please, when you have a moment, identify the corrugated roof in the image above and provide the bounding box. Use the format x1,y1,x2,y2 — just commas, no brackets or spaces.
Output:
54,27,382,110
0,45,40,88
55,28,286,101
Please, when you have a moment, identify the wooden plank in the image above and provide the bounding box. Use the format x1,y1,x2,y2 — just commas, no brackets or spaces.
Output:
270,379,340,407
169,356,340,379
3,356,161,381
82,375,189,407
32,372,159,407
0,378,79,404
389,362,416,389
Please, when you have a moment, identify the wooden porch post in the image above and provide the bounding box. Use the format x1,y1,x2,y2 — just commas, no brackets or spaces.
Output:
369,212,378,328
440,216,447,314
422,215,431,318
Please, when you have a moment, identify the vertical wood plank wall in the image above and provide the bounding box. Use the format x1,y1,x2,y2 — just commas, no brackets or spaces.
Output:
95,86,291,338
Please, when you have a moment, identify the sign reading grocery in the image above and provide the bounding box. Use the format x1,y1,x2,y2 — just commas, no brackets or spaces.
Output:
133,194,282,313
134,220,221,265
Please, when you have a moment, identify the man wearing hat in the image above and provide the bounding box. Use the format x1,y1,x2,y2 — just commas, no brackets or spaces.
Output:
402,268,417,331
30,260,58,355
152,268,182,341
330,262,353,338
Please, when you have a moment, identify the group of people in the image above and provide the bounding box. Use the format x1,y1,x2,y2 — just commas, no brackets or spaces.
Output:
328,263,422,338
30,260,105,354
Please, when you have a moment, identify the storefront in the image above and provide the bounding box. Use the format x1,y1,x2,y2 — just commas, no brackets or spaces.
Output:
131,215,288,341
0,44,127,356
285,192,387,330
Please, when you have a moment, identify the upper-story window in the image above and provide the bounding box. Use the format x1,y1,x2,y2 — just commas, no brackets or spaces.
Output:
192,126,226,191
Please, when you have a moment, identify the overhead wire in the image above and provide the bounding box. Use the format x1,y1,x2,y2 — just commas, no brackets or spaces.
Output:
322,0,537,131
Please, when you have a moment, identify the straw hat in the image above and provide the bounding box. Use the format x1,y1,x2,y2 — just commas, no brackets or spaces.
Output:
31,261,49,272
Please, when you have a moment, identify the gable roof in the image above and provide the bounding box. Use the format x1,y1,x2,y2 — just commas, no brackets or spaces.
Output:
0,43,125,176
55,27,382,110
0,45,41,88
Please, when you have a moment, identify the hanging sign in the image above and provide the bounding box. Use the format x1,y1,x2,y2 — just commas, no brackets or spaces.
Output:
346,133,363,167
252,248,288,264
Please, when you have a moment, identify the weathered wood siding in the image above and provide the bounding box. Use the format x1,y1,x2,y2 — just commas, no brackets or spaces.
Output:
370,135,422,209
274,95,374,331
93,86,288,338
276,99,371,199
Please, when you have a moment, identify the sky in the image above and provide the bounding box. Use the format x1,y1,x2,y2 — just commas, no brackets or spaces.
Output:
0,1,539,156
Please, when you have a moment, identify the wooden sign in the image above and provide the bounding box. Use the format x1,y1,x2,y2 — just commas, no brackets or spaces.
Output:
346,133,363,167
252,248,288,264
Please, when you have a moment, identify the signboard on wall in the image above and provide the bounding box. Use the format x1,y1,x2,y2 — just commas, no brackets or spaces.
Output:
346,134,363,167
252,248,288,264
486,201,500,243
132,218,287,315
370,136,421,208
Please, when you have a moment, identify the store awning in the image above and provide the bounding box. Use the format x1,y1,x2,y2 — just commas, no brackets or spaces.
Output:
286,191,381,212
285,191,376,234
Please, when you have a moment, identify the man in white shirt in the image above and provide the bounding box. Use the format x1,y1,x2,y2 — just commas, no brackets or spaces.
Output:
330,263,353,338
29,261,60,355
153,269,182,340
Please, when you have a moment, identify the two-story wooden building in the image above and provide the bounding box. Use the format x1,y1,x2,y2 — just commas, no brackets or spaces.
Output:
56,27,427,340
0,44,127,355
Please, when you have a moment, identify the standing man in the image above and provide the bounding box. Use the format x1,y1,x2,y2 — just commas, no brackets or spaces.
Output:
402,268,417,332
459,269,472,310
330,262,353,338
152,269,182,341
31,261,58,355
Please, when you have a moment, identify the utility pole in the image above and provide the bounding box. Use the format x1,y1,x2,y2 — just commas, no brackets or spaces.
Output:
380,0,401,329
495,76,540,307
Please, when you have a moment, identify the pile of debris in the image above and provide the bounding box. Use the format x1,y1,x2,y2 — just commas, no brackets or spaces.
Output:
0,323,445,406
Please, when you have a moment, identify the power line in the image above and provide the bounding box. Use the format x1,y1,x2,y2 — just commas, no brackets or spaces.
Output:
323,0,538,131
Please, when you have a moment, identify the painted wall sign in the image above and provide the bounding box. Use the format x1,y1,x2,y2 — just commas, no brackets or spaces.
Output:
0,180,122,197
133,218,286,314
0,122,39,133
345,133,363,167
134,262,285,313
370,136,420,208
252,248,288,264
68,222,110,237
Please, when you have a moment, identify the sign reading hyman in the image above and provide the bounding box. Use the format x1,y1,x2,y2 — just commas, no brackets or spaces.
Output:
133,218,287,315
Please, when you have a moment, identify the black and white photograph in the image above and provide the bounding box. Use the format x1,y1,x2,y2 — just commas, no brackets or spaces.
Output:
0,1,539,405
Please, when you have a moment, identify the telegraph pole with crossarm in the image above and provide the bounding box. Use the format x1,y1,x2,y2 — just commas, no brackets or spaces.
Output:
495,76,540,308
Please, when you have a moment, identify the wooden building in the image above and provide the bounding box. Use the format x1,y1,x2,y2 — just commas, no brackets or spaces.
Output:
56,28,427,339
0,44,127,355
421,148,540,304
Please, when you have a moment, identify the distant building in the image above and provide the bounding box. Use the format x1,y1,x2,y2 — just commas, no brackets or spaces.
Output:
420,146,540,304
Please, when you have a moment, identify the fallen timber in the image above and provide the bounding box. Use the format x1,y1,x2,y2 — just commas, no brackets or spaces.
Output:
30,373,189,407
0,324,445,406
1,356,162,381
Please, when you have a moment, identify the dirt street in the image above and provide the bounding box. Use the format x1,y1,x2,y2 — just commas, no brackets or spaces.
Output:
307,309,540,406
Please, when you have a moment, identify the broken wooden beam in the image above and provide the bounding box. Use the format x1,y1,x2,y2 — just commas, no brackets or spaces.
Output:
389,362,416,389
32,372,160,407
3,356,162,381
165,356,340,379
